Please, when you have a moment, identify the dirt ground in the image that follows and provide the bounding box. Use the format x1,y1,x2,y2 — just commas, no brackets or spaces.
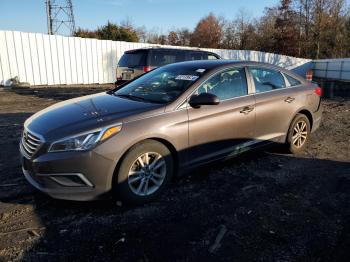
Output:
0,86,349,262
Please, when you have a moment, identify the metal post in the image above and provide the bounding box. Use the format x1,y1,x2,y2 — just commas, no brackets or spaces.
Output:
46,0,53,35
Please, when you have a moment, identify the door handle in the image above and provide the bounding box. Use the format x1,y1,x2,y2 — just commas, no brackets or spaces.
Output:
284,97,295,103
240,106,254,114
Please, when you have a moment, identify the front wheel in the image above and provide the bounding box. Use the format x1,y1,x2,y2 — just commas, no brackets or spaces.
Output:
286,114,311,154
114,140,173,205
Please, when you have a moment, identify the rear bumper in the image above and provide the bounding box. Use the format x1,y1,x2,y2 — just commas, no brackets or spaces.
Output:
20,150,117,201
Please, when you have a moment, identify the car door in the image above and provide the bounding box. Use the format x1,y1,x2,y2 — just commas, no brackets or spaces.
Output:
186,67,255,166
248,66,299,142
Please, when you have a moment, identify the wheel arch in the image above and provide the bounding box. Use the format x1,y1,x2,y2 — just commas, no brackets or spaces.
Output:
285,108,313,143
111,137,179,189
297,109,313,130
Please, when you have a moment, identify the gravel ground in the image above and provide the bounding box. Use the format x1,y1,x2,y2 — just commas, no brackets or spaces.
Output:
0,86,349,262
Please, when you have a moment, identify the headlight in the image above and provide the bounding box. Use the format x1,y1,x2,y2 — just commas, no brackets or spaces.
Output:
48,124,122,152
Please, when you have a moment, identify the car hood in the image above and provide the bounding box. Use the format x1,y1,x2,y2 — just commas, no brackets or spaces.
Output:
25,92,165,139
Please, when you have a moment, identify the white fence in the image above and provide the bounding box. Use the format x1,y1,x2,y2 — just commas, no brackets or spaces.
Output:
0,30,311,86
313,58,350,81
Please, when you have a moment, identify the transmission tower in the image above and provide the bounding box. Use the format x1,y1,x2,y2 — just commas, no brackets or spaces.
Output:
46,0,76,36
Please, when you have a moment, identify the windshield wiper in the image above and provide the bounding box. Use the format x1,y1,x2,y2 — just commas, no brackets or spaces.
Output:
114,93,164,104
114,94,148,102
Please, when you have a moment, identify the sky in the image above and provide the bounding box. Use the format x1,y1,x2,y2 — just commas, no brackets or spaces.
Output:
0,0,278,35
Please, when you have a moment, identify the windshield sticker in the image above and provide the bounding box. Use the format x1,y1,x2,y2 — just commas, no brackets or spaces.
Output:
196,69,206,73
175,75,199,81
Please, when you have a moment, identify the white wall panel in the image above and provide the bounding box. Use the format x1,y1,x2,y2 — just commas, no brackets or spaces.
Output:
5,31,19,82
62,36,72,84
49,35,60,84
74,37,83,84
1,30,316,86
80,38,89,84
68,36,78,84
12,31,27,83
0,31,11,85
28,33,42,85
90,39,98,83
85,38,94,83
22,33,35,85
42,34,54,85
36,33,48,85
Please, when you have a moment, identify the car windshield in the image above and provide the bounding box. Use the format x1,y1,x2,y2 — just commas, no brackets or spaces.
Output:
114,65,207,104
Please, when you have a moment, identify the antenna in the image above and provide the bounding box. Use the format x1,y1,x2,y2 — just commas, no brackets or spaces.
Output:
46,0,76,36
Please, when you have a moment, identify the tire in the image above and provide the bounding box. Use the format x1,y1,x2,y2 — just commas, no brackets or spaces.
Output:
114,140,174,205
286,113,311,154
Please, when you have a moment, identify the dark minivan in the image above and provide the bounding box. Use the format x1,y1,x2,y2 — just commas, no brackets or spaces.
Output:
115,47,221,85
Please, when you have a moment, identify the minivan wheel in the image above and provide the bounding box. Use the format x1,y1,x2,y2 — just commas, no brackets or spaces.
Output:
115,140,173,205
286,114,310,154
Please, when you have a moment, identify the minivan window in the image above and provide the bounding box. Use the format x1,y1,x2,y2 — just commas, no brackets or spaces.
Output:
188,52,206,60
114,65,205,104
285,74,302,86
250,67,286,93
198,68,248,100
118,52,147,67
150,50,185,66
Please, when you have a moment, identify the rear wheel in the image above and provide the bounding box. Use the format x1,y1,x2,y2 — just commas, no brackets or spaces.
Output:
115,140,173,205
286,114,310,154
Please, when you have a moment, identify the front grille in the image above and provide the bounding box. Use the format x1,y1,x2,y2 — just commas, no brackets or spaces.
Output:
21,129,43,158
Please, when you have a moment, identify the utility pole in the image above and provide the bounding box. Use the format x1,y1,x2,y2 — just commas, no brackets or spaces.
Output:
46,0,76,36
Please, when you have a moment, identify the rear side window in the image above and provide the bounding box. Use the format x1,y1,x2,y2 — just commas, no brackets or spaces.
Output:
118,51,147,67
150,50,185,66
188,52,207,60
198,68,248,100
249,67,286,93
285,74,302,86
208,54,219,60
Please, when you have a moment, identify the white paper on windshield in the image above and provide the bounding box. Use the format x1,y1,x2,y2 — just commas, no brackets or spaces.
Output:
175,75,199,81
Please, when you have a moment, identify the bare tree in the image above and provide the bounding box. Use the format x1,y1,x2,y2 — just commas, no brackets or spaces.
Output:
190,13,223,48
177,28,191,46
168,31,179,45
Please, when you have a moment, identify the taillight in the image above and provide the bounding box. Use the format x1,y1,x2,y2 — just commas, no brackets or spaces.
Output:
143,66,151,73
314,87,322,96
306,69,313,81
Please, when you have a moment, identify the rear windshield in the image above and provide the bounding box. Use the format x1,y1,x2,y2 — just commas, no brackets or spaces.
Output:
114,64,208,104
118,52,147,67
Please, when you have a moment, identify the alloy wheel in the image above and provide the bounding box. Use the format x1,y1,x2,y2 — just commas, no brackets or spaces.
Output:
128,152,166,196
292,120,308,148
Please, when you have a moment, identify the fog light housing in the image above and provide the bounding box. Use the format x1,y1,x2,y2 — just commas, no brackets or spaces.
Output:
49,174,93,187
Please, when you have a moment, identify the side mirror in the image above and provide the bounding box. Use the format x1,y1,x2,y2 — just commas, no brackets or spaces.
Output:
189,93,220,108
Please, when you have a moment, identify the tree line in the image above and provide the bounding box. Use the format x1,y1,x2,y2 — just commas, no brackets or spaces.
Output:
74,0,350,59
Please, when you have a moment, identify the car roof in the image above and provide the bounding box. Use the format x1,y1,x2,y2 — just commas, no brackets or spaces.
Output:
125,47,216,54
163,59,282,70
161,60,304,81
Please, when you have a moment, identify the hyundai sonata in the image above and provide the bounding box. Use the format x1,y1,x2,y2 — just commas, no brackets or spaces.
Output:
20,60,322,204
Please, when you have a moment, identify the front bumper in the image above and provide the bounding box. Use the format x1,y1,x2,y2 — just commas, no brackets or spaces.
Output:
20,149,117,201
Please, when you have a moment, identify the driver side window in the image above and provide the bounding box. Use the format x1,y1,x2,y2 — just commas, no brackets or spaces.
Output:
197,67,248,100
